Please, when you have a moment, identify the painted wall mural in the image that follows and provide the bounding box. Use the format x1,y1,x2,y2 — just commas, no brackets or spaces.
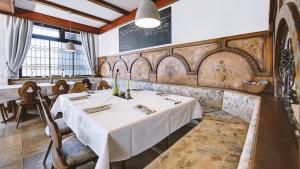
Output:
131,58,151,81
198,52,253,89
99,32,272,91
157,56,189,85
173,43,218,72
227,37,265,70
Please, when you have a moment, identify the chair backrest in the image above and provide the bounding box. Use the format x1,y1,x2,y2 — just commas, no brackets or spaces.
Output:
37,91,62,151
52,80,70,95
82,78,92,90
69,82,88,93
97,80,111,90
38,91,69,168
18,81,41,103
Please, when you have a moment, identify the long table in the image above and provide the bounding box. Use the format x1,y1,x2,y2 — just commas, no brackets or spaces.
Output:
51,90,202,169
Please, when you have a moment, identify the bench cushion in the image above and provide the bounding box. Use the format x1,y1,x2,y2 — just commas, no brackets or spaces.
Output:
145,112,249,169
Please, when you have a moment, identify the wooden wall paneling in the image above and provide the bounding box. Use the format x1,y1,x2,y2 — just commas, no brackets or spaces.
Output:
198,51,253,89
156,54,190,85
130,57,152,81
99,31,272,91
112,59,129,79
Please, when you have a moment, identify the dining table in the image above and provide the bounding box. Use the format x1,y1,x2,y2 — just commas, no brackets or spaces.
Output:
51,89,202,169
0,81,97,122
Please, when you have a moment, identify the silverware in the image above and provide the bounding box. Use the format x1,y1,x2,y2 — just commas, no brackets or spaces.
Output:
135,104,156,115
165,98,181,105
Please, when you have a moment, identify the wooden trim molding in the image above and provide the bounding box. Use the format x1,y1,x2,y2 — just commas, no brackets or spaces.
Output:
0,0,14,15
14,8,99,34
30,0,111,24
99,0,178,33
88,0,129,15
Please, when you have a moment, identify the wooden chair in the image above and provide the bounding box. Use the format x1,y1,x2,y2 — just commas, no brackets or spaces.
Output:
0,103,8,124
38,91,73,164
69,82,88,93
97,80,112,90
50,80,70,107
39,91,98,169
16,81,43,128
82,78,92,90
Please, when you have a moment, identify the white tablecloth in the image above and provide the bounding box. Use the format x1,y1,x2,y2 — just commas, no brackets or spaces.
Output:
51,90,202,169
0,81,97,103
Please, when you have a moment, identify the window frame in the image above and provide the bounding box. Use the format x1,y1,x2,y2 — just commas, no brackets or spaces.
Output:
20,23,91,78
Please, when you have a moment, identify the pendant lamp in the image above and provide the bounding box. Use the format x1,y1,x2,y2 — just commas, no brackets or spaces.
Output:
65,15,75,52
135,0,161,28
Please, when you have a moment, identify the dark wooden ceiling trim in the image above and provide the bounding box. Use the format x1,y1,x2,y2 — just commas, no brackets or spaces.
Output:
14,8,99,34
30,0,111,24
99,0,178,34
88,0,129,15
0,0,14,14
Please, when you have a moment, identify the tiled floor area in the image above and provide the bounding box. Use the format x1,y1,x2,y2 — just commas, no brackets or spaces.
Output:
0,111,193,169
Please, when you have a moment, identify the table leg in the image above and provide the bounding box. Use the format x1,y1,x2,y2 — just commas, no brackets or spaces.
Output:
5,101,17,122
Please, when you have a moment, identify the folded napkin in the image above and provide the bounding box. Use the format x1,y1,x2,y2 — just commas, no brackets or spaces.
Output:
83,104,112,114
165,98,181,105
69,95,90,101
135,104,156,115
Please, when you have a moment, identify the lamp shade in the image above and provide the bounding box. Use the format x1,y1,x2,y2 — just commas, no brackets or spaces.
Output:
135,0,161,28
65,42,75,52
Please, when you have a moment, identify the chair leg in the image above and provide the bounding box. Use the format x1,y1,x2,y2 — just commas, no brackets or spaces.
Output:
2,104,8,118
36,103,44,125
16,105,23,129
43,140,53,163
0,105,6,124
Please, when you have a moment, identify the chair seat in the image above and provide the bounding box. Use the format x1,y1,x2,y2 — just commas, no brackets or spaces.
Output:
48,95,57,100
60,135,97,166
16,98,39,105
45,118,72,137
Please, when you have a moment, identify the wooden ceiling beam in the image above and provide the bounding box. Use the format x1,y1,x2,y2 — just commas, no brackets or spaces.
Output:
30,0,111,24
0,0,14,15
88,0,129,15
14,8,99,34
99,0,178,34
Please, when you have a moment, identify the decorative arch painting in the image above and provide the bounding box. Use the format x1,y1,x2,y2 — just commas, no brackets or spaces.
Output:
99,32,272,91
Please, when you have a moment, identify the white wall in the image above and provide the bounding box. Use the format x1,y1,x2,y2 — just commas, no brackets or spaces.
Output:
0,14,7,85
98,0,270,56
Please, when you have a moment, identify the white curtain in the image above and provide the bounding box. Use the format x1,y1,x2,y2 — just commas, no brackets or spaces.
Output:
80,31,97,76
4,16,33,79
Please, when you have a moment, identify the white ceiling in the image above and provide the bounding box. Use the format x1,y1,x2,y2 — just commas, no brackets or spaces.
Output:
15,0,142,27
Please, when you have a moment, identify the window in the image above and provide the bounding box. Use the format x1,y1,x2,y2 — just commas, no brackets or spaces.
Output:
21,23,91,77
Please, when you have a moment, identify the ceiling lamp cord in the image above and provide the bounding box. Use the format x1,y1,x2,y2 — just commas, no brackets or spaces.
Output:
65,12,76,52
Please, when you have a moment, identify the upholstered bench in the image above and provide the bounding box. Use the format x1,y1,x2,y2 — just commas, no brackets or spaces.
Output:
145,111,249,169
101,78,261,169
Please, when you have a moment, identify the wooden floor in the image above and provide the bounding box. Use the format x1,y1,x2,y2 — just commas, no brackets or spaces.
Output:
253,94,298,169
0,94,298,169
